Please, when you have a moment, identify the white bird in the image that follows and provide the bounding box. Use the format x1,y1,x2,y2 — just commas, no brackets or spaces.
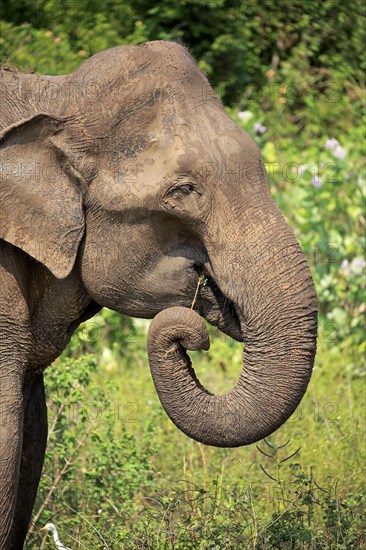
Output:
40,522,71,550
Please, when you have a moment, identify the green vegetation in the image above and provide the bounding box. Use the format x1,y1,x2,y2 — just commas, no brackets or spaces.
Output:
27,323,365,548
1,1,365,548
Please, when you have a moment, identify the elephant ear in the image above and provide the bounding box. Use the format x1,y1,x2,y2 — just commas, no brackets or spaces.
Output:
0,113,85,279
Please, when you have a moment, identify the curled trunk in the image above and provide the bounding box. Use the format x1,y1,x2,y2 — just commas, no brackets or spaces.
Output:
147,210,318,447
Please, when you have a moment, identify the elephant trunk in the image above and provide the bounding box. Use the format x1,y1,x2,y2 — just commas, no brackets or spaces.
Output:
147,205,318,447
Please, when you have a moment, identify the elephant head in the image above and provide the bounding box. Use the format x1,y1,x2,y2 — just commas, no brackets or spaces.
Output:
0,41,317,448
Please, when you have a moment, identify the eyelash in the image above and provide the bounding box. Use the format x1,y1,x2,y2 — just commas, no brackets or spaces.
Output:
167,181,199,197
177,184,195,195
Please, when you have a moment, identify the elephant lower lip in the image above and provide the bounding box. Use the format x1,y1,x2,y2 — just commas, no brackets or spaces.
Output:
193,265,242,342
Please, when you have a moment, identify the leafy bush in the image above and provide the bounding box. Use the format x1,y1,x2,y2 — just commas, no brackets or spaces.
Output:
27,336,366,547
28,335,158,548
232,108,365,358
2,1,365,107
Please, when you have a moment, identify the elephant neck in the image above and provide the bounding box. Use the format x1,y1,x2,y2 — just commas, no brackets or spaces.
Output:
4,243,99,370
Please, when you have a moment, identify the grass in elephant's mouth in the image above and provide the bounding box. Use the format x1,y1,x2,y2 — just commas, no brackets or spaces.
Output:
191,263,215,304
192,263,210,281
192,264,241,327
190,274,209,310
192,264,224,304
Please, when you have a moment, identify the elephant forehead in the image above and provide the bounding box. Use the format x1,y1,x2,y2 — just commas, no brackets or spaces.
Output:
68,43,216,139
89,142,183,210
174,119,254,176
73,41,203,89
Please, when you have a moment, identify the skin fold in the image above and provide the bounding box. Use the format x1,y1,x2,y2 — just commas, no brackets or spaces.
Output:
0,41,317,549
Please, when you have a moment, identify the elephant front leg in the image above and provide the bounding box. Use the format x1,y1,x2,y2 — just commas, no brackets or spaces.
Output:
0,366,24,550
9,373,48,550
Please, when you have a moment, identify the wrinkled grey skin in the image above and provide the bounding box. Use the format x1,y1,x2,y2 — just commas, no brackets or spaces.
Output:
0,41,317,549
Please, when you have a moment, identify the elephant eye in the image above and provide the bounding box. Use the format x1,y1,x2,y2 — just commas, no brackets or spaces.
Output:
178,184,195,195
168,183,199,198
162,180,204,216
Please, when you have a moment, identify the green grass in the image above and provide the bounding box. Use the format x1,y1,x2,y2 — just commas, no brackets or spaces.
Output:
27,313,366,549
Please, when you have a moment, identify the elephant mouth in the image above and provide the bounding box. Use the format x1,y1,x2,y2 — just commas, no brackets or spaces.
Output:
193,265,242,342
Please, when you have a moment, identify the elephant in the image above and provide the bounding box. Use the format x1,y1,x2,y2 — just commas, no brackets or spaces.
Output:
0,41,317,549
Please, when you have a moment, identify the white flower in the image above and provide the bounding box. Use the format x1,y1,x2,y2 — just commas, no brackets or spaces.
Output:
324,138,339,150
237,110,253,123
299,164,307,176
341,259,351,277
341,258,366,277
311,175,322,188
324,138,346,161
332,144,346,161
351,257,366,275
253,122,266,134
